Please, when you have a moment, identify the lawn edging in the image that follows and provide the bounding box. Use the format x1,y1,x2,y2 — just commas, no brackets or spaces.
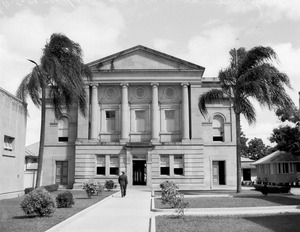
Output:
45,190,120,232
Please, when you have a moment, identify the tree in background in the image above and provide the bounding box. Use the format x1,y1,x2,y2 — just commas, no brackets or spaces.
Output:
270,125,300,156
240,128,249,157
198,46,295,193
16,33,92,187
247,137,267,160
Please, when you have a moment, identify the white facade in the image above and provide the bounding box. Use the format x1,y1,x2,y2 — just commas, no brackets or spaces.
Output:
42,45,237,190
0,87,27,199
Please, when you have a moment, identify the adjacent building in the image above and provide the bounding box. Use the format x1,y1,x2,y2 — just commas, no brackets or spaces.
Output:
41,45,237,190
253,150,300,185
0,87,27,199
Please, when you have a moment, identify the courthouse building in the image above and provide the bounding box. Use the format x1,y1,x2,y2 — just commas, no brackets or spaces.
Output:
41,45,237,190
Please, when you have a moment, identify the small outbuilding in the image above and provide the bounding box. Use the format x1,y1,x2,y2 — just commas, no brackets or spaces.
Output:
252,150,300,185
241,157,256,184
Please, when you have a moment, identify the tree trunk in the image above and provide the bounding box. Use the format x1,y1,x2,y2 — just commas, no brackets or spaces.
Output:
236,112,242,193
35,87,46,188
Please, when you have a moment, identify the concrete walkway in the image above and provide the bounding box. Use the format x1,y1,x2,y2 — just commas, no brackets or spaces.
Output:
46,188,152,232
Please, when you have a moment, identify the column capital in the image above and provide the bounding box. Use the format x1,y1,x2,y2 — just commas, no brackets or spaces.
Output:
151,82,159,87
90,83,99,88
181,82,189,87
120,82,129,87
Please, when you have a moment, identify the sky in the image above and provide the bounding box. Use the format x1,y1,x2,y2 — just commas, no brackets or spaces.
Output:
0,0,300,146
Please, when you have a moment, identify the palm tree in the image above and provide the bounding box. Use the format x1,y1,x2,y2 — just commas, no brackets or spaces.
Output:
198,46,295,193
16,33,92,187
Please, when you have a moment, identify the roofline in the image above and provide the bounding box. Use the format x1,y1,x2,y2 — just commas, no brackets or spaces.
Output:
86,45,205,71
0,87,27,106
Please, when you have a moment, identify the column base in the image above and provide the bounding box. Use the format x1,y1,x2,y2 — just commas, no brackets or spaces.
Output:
151,138,160,145
181,139,191,144
120,138,129,144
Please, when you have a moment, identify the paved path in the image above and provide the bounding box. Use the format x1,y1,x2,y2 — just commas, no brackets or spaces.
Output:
46,188,152,232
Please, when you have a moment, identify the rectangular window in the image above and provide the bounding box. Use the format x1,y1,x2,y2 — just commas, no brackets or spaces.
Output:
4,135,14,151
165,110,175,132
106,111,116,132
96,155,105,175
58,117,69,142
160,155,169,175
110,155,119,175
174,155,184,175
296,163,300,172
136,110,146,132
278,163,293,174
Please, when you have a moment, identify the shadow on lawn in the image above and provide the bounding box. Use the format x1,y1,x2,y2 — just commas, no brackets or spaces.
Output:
234,195,300,205
13,215,40,219
244,214,300,232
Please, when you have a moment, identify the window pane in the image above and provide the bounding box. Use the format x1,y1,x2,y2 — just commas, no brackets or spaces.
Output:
174,168,183,175
165,110,175,132
106,111,116,132
106,111,115,119
160,167,169,175
97,155,105,165
136,111,146,132
110,155,119,167
97,167,105,175
160,155,169,166
110,167,119,175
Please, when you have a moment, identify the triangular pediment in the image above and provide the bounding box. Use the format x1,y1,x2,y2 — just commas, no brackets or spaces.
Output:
87,45,205,72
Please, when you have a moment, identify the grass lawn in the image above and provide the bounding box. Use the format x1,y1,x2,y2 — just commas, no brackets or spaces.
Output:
156,214,300,232
155,194,300,209
0,189,116,232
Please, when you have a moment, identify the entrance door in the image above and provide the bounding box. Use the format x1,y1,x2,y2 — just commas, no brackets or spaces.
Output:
132,160,146,185
56,161,68,185
213,161,226,186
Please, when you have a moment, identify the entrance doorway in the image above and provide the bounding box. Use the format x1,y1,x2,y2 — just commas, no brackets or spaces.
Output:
212,161,226,185
132,160,146,185
55,161,68,185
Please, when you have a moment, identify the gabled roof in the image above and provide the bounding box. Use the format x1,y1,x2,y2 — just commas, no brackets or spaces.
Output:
86,45,205,72
252,150,300,165
25,142,39,158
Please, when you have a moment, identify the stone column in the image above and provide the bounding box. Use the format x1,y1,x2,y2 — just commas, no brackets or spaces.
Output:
181,83,190,141
151,83,160,142
77,85,90,140
121,83,129,142
90,84,98,140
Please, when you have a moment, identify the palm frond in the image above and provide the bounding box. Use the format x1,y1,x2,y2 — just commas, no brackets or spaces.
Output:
238,98,256,124
238,46,277,76
198,89,225,116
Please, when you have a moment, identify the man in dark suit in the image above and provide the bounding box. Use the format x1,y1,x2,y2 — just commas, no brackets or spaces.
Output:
118,171,128,197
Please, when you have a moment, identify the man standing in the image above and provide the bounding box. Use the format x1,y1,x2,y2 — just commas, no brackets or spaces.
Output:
118,171,128,197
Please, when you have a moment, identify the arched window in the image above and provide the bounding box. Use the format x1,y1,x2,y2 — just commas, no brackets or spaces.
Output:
58,117,69,142
212,115,224,142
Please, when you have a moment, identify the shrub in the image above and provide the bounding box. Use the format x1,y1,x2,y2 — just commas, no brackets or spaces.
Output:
24,187,34,194
159,181,189,217
56,191,75,208
44,184,59,192
83,179,103,198
20,187,55,217
24,184,59,195
105,180,116,191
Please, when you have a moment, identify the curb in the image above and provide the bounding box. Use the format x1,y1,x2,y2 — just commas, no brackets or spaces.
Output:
152,205,300,216
46,191,120,232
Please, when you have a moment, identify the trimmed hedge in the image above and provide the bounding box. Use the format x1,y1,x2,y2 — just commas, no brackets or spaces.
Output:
24,184,59,194
254,184,291,193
